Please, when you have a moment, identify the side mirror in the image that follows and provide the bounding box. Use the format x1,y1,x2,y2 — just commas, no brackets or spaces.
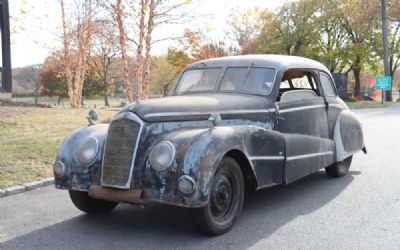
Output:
87,110,98,126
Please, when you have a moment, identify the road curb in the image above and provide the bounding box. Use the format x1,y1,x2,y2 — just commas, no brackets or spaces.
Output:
0,177,55,198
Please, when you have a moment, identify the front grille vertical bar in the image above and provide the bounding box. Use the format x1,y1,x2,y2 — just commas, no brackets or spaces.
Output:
101,112,144,189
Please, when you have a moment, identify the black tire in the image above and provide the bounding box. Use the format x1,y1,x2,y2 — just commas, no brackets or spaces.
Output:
325,156,353,178
189,157,245,235
69,190,118,214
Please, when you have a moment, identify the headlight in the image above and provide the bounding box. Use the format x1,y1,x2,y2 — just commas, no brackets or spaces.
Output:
53,161,65,177
77,137,99,165
149,141,176,171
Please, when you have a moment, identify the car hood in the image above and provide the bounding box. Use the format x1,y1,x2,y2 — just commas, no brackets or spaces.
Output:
125,93,272,122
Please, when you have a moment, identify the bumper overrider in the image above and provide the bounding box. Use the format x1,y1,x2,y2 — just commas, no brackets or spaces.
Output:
54,111,205,208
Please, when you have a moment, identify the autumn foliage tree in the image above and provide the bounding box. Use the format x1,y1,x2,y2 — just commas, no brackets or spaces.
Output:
183,29,228,60
167,48,192,76
150,56,177,96
246,0,387,97
40,53,68,105
227,7,264,55
339,0,380,97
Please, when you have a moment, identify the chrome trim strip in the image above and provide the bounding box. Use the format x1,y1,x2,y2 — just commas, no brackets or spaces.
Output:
100,112,144,189
279,104,326,113
287,151,334,161
249,156,285,161
144,109,276,119
329,104,343,109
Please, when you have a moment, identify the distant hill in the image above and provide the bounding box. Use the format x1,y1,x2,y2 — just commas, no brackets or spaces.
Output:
12,65,40,95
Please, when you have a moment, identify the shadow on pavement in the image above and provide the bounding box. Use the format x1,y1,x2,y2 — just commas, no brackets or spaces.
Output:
1,171,355,250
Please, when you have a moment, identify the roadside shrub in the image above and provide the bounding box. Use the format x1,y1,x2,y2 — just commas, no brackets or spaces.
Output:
347,96,358,102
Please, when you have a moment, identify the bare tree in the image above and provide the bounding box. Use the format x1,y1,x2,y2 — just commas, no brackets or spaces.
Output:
59,0,94,108
90,20,119,107
109,0,135,102
30,65,41,105
138,0,196,100
104,0,197,101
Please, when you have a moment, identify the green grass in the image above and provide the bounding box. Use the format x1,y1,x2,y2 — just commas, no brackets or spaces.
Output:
0,106,117,189
345,101,399,109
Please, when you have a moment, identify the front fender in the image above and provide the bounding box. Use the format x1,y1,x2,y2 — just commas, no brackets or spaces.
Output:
142,125,284,207
54,124,109,190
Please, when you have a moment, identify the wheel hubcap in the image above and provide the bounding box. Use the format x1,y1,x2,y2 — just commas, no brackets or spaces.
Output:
211,174,234,219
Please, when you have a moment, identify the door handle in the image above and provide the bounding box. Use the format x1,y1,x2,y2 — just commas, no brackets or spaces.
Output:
275,103,284,124
276,113,285,122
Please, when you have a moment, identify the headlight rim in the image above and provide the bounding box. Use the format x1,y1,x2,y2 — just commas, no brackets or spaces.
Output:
178,175,196,195
149,140,176,172
77,137,99,166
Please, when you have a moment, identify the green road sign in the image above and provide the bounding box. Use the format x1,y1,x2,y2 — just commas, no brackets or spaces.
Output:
376,77,392,91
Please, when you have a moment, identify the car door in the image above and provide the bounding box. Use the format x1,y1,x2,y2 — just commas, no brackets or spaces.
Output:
319,71,343,139
274,70,336,183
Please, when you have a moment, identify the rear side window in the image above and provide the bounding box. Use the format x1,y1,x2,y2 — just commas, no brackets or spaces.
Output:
281,75,313,89
219,67,276,95
320,72,337,97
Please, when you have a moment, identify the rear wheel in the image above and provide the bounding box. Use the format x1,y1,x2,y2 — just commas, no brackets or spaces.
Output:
190,157,244,235
325,156,353,177
69,190,118,214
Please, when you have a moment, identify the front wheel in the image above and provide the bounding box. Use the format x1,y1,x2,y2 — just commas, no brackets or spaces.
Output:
189,157,245,235
69,190,118,214
325,156,353,177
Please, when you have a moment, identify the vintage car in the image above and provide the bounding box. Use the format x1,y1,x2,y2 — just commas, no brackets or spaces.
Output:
54,55,366,235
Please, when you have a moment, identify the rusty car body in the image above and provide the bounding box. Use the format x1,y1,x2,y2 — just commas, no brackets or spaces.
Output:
54,55,366,235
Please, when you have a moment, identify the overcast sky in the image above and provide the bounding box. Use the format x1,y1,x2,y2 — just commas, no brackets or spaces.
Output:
9,0,287,68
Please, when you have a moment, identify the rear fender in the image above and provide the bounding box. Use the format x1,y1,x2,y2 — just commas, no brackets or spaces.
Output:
334,110,365,161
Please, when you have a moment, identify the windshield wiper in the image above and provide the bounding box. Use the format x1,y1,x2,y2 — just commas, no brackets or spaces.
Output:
242,62,254,85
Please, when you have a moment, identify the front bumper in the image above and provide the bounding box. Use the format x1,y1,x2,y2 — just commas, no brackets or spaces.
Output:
88,185,143,204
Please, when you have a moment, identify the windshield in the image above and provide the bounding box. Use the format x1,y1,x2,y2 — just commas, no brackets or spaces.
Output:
174,67,276,95
175,68,221,94
220,67,276,95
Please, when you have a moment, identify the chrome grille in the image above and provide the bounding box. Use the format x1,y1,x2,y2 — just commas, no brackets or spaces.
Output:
101,116,141,188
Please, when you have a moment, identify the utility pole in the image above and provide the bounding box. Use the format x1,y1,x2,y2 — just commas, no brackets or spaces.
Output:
0,0,12,94
381,0,391,101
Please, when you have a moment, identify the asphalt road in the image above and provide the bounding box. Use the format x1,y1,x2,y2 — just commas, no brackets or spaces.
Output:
1,105,400,250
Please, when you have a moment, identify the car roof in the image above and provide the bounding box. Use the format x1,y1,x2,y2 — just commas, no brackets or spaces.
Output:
187,54,330,73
